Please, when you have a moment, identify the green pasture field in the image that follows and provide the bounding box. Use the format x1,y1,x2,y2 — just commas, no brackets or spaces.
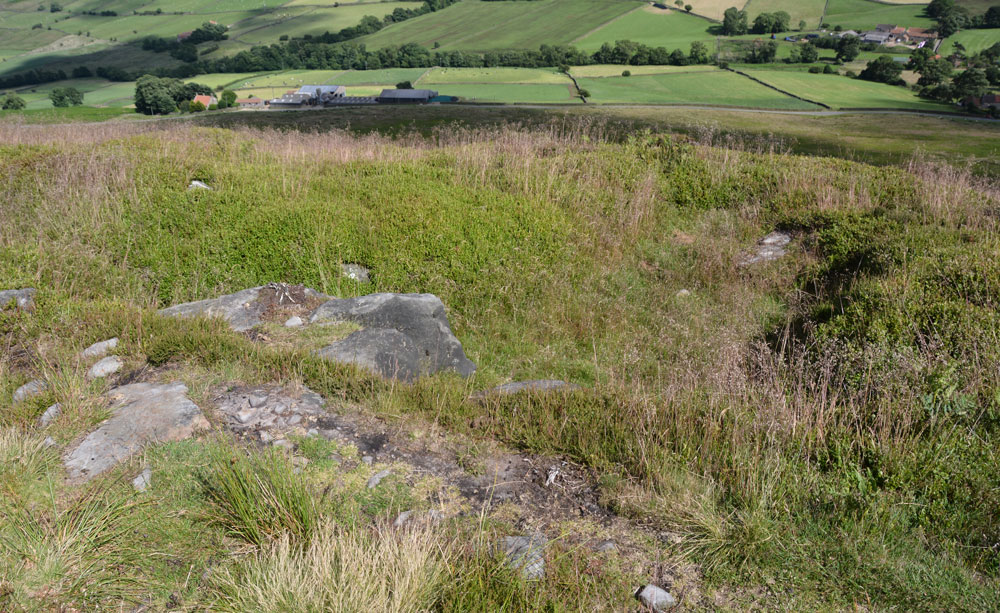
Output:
15,78,136,108
360,0,644,52
577,69,821,108
420,67,569,84
54,12,256,42
285,0,371,5
0,27,64,51
334,68,429,85
433,82,579,103
573,5,715,53
823,0,934,31
241,69,347,88
231,3,423,44
940,28,1000,55
571,64,718,77
186,72,271,90
744,0,827,29
955,0,997,12
743,69,953,111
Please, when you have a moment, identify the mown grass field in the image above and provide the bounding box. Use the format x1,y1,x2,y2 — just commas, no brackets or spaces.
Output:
1,111,999,611
420,67,569,84
573,5,715,53
824,0,934,31
681,0,744,21
743,69,954,111
577,68,821,108
570,64,718,77
229,3,424,44
360,0,644,51
940,27,1000,55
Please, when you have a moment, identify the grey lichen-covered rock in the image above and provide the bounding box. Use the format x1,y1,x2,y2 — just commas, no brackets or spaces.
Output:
635,584,677,611
13,379,46,404
740,231,792,266
341,263,371,283
87,355,123,379
132,467,152,492
81,337,119,359
311,293,475,380
316,328,419,382
64,382,209,481
501,534,547,581
472,380,580,400
284,316,303,328
393,509,445,528
188,180,212,190
367,468,392,489
158,283,327,332
38,403,62,428
0,288,36,311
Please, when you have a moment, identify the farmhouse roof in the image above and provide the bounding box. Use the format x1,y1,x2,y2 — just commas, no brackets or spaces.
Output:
192,94,215,106
875,24,896,32
297,85,346,97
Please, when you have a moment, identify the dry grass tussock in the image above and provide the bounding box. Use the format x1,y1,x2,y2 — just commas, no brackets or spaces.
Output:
210,520,448,613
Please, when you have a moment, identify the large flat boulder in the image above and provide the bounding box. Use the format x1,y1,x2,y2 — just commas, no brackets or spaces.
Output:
310,293,475,380
158,283,327,332
316,328,419,382
64,382,208,481
0,288,36,311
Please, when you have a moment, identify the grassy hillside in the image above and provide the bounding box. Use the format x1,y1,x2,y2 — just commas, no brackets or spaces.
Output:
572,6,715,53
1,115,999,611
824,0,934,31
742,68,954,111
359,0,644,51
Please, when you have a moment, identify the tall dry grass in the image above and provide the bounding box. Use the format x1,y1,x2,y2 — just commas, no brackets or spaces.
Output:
210,520,448,613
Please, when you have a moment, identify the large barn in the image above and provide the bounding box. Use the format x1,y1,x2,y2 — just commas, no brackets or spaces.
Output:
377,89,439,104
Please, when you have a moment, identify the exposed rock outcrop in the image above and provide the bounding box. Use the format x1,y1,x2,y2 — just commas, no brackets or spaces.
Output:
158,283,327,332
739,231,792,266
311,293,475,381
87,355,123,379
0,288,36,311
64,382,208,481
81,337,119,359
635,584,677,611
501,534,547,580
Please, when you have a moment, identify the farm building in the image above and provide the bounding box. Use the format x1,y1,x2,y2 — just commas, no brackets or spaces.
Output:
297,85,346,99
236,98,265,109
269,93,314,108
377,89,439,104
967,94,1000,110
862,31,891,45
192,94,217,107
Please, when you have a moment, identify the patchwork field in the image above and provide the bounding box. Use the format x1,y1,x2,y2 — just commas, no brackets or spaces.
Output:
12,77,135,109
823,0,934,31
744,69,953,111
573,6,716,53
360,0,644,51
576,68,821,108
743,0,827,28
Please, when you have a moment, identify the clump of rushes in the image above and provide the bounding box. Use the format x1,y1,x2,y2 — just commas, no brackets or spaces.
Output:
200,442,317,547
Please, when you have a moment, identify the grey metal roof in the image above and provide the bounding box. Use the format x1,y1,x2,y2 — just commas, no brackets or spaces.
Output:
378,88,438,99
298,85,346,97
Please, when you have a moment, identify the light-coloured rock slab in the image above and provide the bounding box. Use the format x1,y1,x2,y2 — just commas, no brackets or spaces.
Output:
635,584,677,611
13,379,46,404
133,467,152,492
0,288,36,311
472,380,580,401
64,382,208,481
38,403,62,428
740,231,792,266
87,355,123,379
81,337,119,359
